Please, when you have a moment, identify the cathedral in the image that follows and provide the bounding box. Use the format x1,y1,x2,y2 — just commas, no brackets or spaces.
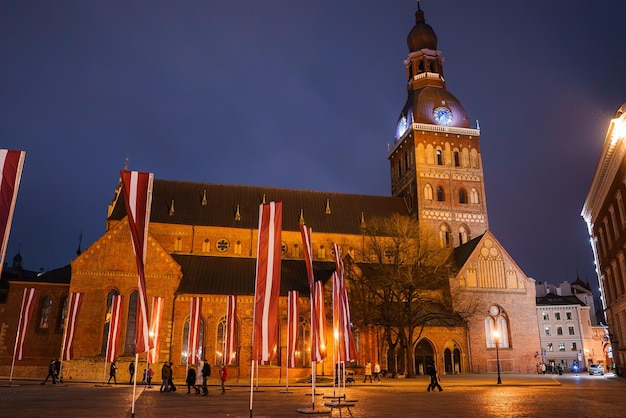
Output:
0,5,540,381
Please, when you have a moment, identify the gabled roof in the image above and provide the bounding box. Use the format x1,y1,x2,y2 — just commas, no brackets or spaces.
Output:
453,233,484,268
172,254,335,297
536,293,586,307
0,265,70,285
109,180,409,234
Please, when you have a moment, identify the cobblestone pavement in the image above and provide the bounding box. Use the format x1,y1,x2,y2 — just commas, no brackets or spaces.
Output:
1,373,625,417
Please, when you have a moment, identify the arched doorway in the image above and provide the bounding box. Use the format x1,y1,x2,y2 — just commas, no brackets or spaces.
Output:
414,339,435,376
444,348,453,374
454,347,462,373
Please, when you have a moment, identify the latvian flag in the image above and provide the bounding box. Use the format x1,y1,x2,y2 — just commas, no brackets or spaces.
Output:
106,295,123,363
287,290,299,368
15,287,37,360
332,243,357,362
120,170,154,354
299,224,325,362
61,292,84,361
188,297,202,365
0,149,25,270
252,201,282,363
225,295,237,365
147,296,165,364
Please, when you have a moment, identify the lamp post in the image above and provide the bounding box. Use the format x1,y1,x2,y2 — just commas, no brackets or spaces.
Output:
493,330,502,385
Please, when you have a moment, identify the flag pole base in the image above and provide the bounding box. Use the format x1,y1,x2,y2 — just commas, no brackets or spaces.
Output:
297,407,331,414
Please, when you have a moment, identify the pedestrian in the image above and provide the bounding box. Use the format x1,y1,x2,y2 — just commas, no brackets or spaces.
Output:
373,362,381,382
107,361,118,384
201,359,211,396
54,358,62,384
146,366,154,388
168,362,177,392
364,361,373,383
186,366,197,393
541,363,546,375
129,361,135,384
160,361,171,392
426,361,442,392
141,368,146,385
41,358,57,385
219,364,228,394
195,362,203,394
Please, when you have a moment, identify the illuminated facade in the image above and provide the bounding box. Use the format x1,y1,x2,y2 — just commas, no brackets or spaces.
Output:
582,103,626,374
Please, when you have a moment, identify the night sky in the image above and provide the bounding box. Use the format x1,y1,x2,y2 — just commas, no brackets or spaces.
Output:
2,1,624,294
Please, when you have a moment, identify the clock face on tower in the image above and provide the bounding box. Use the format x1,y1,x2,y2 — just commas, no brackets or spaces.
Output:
396,115,409,139
432,107,453,126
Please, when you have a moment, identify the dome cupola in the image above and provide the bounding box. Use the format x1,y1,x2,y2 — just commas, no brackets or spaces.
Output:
407,4,437,52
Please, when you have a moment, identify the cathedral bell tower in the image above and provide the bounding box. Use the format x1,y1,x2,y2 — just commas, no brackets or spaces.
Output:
388,4,488,248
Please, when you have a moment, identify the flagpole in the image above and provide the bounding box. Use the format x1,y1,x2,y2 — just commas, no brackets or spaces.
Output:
249,360,255,418
57,299,71,385
131,354,138,417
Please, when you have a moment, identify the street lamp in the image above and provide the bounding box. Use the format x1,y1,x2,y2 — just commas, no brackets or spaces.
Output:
492,330,502,384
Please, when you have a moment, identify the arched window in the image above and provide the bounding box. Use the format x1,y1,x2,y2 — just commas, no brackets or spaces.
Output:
439,224,451,248
174,237,183,251
298,316,311,367
57,296,68,332
101,290,119,355
318,246,326,259
453,150,460,167
458,189,467,204
424,184,433,201
182,316,205,364
201,239,210,253
437,186,445,202
217,315,239,366
39,296,53,329
470,188,479,204
485,305,510,348
458,226,469,245
291,244,300,258
124,291,138,355
436,149,443,165
234,240,243,255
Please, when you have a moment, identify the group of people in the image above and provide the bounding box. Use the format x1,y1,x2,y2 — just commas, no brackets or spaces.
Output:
363,361,382,382
41,358,61,385
176,360,228,395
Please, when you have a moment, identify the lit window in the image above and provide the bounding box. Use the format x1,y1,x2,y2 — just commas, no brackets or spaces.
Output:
544,327,551,336
559,342,565,351
543,312,549,321
39,296,53,329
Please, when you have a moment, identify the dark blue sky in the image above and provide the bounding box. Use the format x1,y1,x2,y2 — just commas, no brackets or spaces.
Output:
1,1,624,293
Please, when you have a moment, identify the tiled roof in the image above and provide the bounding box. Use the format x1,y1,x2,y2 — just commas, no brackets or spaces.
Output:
109,180,409,234
172,254,335,297
536,293,586,306
0,265,70,285
453,234,484,268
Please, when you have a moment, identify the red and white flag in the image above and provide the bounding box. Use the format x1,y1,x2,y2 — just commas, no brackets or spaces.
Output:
0,149,25,270
332,243,357,362
120,170,154,354
287,290,299,368
61,292,84,361
224,295,237,365
299,224,325,361
188,296,202,365
15,287,36,360
147,296,165,364
252,201,282,363
314,280,327,360
106,295,123,363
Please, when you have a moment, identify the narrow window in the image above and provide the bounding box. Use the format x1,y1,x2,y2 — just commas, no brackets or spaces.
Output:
568,326,575,335
437,187,444,202
183,316,205,364
436,150,443,165
39,296,53,329
458,189,467,204
424,184,433,200
555,312,561,320
124,291,138,355
216,316,239,366
101,290,119,355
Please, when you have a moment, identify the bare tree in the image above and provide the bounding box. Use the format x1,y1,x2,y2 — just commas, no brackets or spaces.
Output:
346,214,466,377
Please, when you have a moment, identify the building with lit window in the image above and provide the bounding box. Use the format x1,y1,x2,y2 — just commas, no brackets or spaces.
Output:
582,103,626,374
0,5,541,381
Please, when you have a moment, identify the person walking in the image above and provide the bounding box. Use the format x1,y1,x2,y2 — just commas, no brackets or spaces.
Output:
41,359,57,385
201,360,211,396
160,361,171,392
107,361,118,384
128,361,135,384
426,361,442,392
54,358,62,384
168,362,177,392
373,362,381,382
186,366,197,393
219,364,228,394
194,362,203,394
363,361,373,383
146,366,154,388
